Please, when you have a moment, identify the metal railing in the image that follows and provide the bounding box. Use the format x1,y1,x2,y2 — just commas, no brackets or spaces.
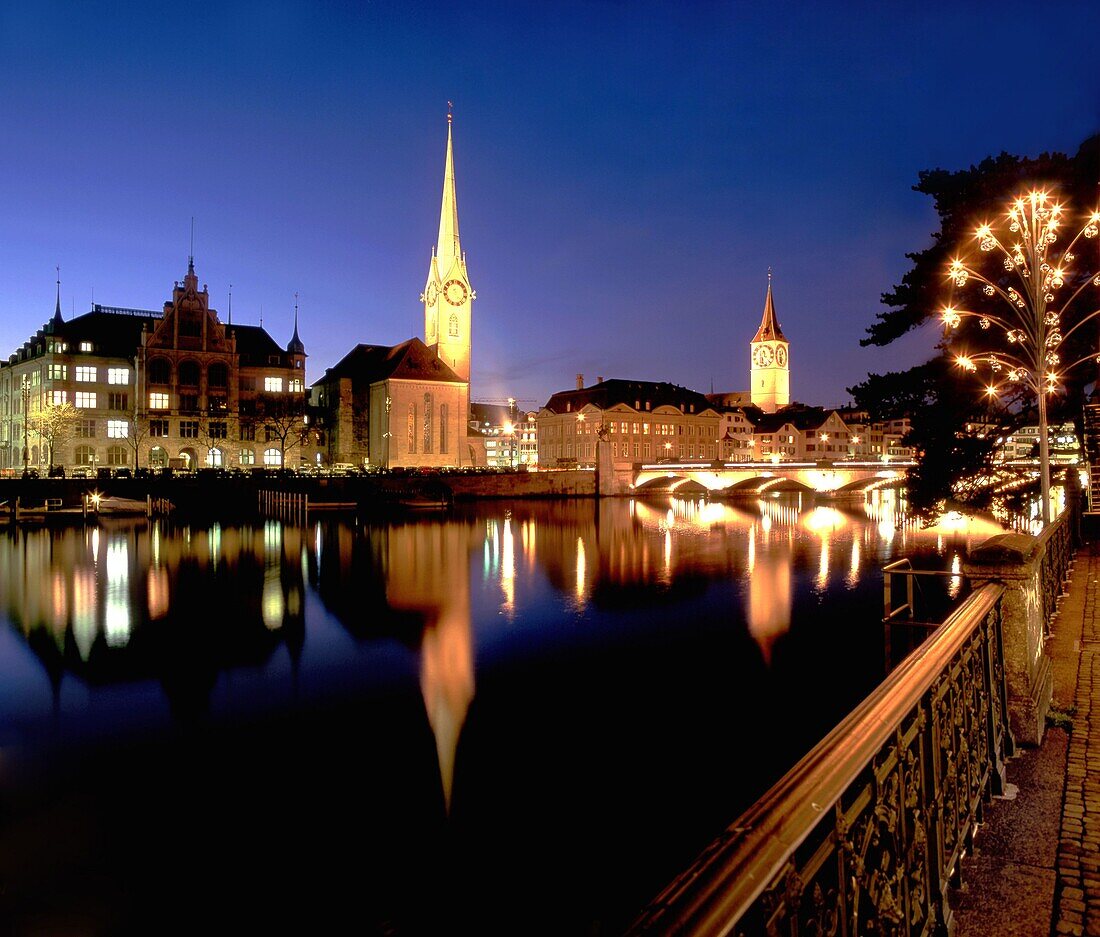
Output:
629,582,1012,936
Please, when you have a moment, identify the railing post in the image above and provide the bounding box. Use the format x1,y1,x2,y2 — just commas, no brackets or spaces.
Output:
963,532,1051,745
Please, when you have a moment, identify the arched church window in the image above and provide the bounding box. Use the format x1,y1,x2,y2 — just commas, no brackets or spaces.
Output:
449,313,459,338
407,403,417,454
423,393,433,453
439,404,448,454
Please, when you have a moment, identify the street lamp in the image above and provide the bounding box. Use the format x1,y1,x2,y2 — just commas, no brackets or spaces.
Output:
503,421,516,469
941,191,1100,525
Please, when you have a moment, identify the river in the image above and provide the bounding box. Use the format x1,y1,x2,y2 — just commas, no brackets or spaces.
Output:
0,493,1010,934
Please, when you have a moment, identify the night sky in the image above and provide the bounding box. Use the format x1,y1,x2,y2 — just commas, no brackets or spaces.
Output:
2,1,1098,408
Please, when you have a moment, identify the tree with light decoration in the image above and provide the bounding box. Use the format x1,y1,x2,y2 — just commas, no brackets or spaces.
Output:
940,191,1100,524
850,135,1100,518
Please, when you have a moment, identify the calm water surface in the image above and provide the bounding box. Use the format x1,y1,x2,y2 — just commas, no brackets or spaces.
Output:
0,494,1006,934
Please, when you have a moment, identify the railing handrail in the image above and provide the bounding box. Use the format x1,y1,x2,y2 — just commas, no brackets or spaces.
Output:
631,582,1004,935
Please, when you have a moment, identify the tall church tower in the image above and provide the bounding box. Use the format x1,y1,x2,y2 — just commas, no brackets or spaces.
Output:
750,272,790,413
422,110,474,382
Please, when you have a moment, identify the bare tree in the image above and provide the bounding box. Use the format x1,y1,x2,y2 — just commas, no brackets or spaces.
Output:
196,416,231,469
125,407,150,471
28,401,78,472
254,393,308,469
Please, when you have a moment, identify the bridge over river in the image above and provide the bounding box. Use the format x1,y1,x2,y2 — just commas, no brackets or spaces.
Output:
626,459,915,496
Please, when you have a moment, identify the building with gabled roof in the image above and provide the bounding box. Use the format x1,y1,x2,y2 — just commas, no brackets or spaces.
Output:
310,338,469,468
0,263,306,473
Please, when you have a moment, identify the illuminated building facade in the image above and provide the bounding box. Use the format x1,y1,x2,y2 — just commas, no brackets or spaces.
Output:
0,264,305,473
536,378,720,468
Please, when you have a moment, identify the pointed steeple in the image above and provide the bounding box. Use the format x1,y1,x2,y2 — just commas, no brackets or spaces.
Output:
51,265,64,326
752,268,787,343
436,105,461,276
287,292,306,355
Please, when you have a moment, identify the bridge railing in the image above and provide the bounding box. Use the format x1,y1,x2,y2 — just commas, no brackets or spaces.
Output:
629,580,1012,936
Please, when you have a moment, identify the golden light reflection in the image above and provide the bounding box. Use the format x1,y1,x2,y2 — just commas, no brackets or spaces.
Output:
576,536,587,605
261,567,284,630
847,538,861,589
147,568,169,619
747,555,790,665
501,516,515,618
104,539,131,648
948,553,963,599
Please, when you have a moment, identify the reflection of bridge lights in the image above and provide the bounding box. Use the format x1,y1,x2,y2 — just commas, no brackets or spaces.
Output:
802,506,847,534
878,519,896,541
847,539,861,588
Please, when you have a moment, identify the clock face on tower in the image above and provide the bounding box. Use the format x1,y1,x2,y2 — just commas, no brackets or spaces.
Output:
776,346,787,368
443,279,468,306
425,282,438,305
754,345,775,367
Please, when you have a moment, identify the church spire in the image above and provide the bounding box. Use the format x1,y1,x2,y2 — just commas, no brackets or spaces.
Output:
436,103,461,276
752,268,787,343
287,291,305,355
52,265,63,326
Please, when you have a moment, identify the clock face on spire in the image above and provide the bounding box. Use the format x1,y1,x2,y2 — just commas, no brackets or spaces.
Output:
754,345,775,367
443,279,468,306
425,282,438,305
776,346,787,368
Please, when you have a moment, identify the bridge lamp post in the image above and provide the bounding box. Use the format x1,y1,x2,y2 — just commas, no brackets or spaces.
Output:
819,432,829,459
851,435,861,460
942,191,1100,526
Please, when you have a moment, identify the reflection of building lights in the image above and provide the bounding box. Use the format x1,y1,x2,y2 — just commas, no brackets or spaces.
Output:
262,567,284,630
147,567,169,619
948,553,963,599
104,538,131,647
73,568,96,660
501,517,515,617
575,536,587,605
847,538,861,588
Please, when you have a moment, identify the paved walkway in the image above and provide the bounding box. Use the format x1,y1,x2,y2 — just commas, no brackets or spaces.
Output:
953,540,1100,937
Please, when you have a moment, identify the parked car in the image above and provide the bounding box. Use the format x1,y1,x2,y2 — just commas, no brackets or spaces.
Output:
48,465,66,478
96,467,112,481
21,468,39,479
70,466,93,479
114,467,132,479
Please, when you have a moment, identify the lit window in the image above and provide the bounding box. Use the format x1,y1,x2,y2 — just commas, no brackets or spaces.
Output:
49,390,68,405
263,448,281,466
80,341,93,352
149,392,169,409
48,364,67,381
288,379,303,393
108,368,129,385
239,448,255,465
264,377,283,392
76,366,96,382
107,420,128,439
74,391,97,408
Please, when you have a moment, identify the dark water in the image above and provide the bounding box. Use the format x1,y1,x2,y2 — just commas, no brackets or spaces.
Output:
0,494,1005,934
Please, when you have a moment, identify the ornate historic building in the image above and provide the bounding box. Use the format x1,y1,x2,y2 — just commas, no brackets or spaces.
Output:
0,265,305,473
311,114,474,469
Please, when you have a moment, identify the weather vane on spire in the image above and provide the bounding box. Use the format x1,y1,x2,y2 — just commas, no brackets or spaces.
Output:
447,100,453,124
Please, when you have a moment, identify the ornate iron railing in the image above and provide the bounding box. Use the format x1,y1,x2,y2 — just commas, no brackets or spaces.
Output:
629,583,1012,936
1035,493,1080,630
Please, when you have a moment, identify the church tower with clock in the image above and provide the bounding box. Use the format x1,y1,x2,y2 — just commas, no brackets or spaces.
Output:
422,111,474,383
749,272,790,413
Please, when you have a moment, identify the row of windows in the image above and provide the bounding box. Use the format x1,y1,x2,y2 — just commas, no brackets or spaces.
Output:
405,399,449,455
66,445,288,468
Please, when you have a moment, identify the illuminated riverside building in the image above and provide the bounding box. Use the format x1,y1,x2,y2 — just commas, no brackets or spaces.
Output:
535,378,720,468
309,113,475,469
470,402,537,469
0,265,305,473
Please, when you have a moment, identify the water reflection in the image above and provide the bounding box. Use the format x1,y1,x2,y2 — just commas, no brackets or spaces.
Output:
0,495,1015,932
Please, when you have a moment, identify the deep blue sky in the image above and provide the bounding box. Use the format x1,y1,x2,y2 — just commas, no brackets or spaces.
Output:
2,1,1098,408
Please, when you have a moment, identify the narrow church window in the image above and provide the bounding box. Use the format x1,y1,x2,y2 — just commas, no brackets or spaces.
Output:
423,393,433,452
449,313,459,338
440,404,448,454
408,403,417,454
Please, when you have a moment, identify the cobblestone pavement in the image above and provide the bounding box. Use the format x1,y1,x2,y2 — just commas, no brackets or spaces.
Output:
1054,542,1100,937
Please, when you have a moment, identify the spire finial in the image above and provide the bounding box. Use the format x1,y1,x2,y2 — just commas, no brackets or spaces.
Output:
53,265,63,323
188,218,195,275
228,283,233,325
767,266,772,285
447,100,453,124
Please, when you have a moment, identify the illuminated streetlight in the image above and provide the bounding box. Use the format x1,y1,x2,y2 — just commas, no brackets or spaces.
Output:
942,191,1100,524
